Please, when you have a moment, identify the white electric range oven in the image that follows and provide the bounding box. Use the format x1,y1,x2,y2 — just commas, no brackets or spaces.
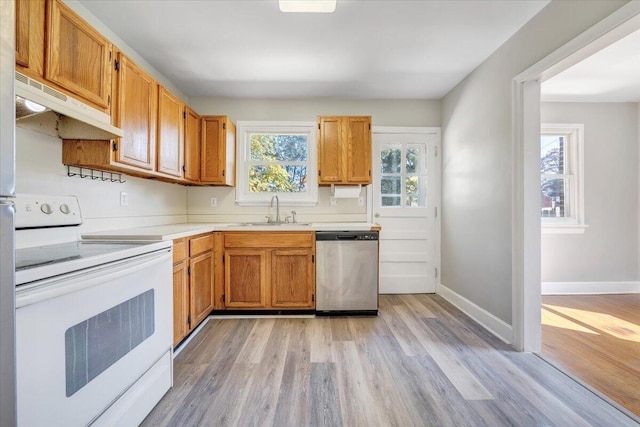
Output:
14,194,173,427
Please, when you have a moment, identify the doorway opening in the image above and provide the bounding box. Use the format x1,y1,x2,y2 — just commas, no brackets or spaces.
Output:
513,1,640,419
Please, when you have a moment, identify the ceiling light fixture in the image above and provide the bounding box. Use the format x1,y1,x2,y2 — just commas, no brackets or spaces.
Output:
279,0,337,13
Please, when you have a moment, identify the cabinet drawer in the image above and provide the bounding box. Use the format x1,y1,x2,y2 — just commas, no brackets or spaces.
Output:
190,234,214,256
173,238,186,263
224,232,314,249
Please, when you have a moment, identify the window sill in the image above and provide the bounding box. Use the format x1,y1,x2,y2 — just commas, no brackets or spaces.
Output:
541,224,588,234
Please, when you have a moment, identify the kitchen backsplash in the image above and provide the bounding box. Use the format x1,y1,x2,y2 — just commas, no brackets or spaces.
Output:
16,128,368,234
16,128,188,234
187,186,368,224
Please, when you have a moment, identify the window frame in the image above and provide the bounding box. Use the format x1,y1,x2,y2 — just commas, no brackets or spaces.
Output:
540,123,586,234
379,141,429,209
235,121,318,206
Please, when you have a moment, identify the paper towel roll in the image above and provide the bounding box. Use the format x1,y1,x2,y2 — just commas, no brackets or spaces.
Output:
331,184,361,198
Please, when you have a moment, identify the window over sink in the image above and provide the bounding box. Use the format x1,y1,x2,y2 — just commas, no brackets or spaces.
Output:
236,122,318,206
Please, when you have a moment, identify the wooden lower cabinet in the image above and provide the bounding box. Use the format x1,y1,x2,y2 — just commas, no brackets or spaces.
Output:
223,232,315,310
172,233,215,346
225,249,267,308
172,260,189,347
271,249,315,308
189,250,214,325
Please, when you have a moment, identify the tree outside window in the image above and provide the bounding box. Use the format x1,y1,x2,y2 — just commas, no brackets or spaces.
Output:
540,123,585,232
236,122,317,206
249,134,308,193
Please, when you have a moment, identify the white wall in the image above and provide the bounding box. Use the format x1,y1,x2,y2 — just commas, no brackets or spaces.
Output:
15,128,187,242
187,98,441,223
189,97,441,127
541,102,639,282
441,0,629,324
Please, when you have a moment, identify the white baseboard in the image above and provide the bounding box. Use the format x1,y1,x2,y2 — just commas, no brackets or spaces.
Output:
437,283,513,345
542,281,640,295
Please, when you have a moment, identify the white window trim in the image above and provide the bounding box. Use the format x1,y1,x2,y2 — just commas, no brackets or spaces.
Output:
541,123,587,234
235,121,318,206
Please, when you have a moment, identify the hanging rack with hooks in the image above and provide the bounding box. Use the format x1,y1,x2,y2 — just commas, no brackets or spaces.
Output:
66,165,126,183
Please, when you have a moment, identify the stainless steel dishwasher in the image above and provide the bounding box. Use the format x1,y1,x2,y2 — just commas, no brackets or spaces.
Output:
315,231,379,315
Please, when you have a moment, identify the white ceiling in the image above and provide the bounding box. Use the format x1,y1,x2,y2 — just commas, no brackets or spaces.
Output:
541,29,640,103
78,0,549,99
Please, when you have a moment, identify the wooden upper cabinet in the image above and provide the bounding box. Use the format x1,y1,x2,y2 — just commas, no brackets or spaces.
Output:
112,52,157,170
45,0,112,110
318,115,372,185
157,87,184,178
201,116,236,186
15,0,45,76
346,116,372,183
318,116,343,183
184,107,201,182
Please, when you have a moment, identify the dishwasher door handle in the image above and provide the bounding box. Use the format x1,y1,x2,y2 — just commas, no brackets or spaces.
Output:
336,235,358,240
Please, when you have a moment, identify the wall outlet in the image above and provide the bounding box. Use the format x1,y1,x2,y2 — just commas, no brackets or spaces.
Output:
330,196,337,206
120,192,128,206
358,196,365,207
210,197,217,207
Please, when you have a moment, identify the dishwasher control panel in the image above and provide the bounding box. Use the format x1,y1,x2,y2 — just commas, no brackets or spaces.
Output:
315,231,379,241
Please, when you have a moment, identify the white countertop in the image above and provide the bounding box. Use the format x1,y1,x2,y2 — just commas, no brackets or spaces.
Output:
81,222,378,241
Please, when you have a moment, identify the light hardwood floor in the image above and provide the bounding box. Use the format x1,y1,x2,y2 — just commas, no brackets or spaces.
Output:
542,293,640,417
143,295,639,426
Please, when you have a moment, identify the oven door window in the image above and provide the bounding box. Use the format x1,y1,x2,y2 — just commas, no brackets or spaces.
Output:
65,289,155,396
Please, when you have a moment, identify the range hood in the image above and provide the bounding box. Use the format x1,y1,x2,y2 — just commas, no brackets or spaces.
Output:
15,71,123,140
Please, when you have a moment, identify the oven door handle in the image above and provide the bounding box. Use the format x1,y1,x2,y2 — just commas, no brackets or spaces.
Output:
16,250,172,308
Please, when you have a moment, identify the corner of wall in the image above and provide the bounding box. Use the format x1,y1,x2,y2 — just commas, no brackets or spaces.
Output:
437,283,514,345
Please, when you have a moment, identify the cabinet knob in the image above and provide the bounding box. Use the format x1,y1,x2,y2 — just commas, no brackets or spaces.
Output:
374,212,380,218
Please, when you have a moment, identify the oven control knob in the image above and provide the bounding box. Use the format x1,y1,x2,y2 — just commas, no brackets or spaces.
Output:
40,203,53,214
60,204,71,214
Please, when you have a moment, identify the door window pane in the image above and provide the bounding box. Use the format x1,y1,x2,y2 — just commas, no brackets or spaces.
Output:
379,142,429,209
381,177,401,195
382,196,401,207
406,176,427,207
381,146,401,173
406,145,427,174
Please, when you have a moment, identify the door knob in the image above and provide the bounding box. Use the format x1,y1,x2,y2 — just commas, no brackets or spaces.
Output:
374,213,380,218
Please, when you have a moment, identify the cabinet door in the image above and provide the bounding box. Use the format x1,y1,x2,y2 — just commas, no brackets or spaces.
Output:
318,116,343,184
189,250,214,327
224,249,267,308
46,0,112,109
157,87,184,177
201,116,235,186
15,0,45,77
346,116,372,184
271,249,315,308
173,261,189,347
184,107,200,182
112,53,157,170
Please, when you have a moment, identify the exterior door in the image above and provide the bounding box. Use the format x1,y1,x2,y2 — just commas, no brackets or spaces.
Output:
372,128,441,293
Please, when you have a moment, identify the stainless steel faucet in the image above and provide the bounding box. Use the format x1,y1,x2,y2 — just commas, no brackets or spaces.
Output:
271,195,280,223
